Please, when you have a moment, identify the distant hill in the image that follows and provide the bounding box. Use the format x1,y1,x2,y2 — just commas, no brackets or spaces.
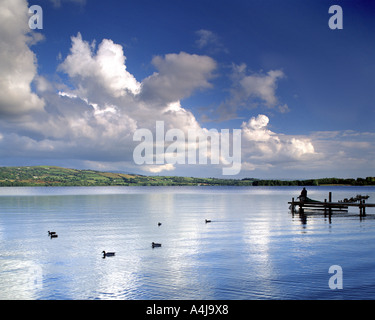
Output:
0,166,251,186
0,166,374,187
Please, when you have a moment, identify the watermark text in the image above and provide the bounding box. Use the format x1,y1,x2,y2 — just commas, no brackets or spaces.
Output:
29,5,43,30
329,265,343,290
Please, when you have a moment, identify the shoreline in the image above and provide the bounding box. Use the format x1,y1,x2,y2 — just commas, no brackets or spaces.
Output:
0,166,374,187
0,184,375,189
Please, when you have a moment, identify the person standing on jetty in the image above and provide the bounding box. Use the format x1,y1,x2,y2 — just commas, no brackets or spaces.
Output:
300,187,307,201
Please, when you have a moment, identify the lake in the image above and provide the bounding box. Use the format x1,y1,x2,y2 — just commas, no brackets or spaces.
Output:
0,185,375,300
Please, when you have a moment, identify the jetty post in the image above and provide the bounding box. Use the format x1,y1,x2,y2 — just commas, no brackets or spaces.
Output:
360,199,366,216
328,192,332,215
291,197,295,214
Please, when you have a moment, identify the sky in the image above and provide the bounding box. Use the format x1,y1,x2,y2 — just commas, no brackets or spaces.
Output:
0,0,374,179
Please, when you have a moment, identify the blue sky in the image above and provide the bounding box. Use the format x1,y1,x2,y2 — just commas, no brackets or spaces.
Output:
0,0,374,179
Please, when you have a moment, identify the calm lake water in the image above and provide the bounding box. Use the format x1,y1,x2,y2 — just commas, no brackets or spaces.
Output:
0,185,375,300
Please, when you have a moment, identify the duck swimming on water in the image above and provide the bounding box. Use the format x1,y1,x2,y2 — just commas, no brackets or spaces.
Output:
102,251,115,257
152,242,162,248
48,231,58,238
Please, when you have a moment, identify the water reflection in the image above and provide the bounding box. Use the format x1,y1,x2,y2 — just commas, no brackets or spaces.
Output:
0,260,43,299
290,207,370,227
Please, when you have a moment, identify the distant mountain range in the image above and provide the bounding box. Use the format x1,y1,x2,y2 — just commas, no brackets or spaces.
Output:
0,166,374,187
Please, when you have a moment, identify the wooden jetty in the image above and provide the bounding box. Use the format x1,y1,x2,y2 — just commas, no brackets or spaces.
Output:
288,192,375,216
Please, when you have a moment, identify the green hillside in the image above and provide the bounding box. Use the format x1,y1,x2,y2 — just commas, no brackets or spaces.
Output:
0,166,253,186
0,166,374,187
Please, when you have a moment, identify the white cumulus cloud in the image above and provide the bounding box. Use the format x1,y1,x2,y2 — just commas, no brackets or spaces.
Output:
140,52,217,105
241,114,315,166
0,0,45,117
59,33,141,99
231,64,285,108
